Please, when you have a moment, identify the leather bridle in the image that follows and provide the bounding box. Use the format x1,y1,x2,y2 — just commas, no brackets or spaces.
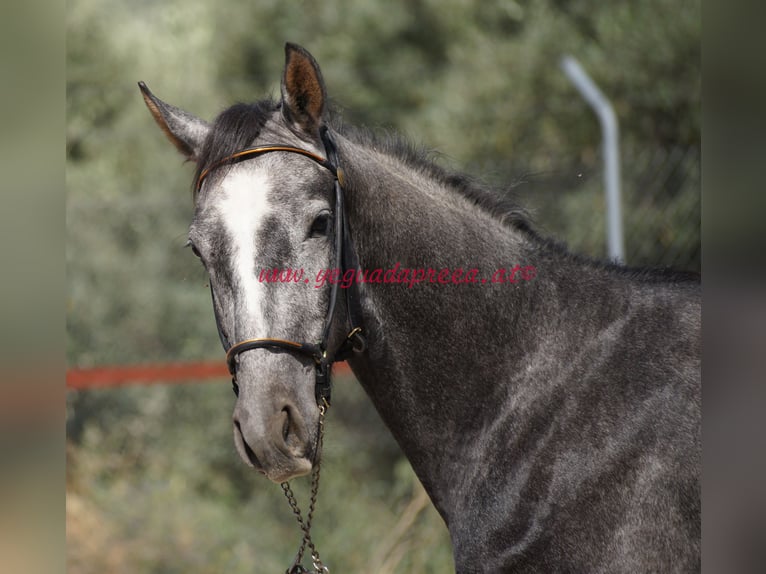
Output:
197,126,366,406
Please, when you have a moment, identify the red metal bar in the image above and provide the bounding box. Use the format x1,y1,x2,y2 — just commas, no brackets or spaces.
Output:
66,361,350,390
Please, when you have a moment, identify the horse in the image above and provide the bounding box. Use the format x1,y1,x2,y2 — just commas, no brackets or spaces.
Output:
140,43,700,573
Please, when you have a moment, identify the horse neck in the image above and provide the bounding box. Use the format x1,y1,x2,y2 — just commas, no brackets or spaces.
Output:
338,136,562,520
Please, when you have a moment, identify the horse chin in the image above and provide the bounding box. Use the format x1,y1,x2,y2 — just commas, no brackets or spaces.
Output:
264,457,312,483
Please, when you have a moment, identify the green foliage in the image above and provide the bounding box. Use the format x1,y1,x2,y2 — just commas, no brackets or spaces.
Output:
67,0,699,571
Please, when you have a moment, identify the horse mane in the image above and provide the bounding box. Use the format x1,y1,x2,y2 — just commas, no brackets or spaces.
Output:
193,101,699,284
332,122,534,229
333,123,698,283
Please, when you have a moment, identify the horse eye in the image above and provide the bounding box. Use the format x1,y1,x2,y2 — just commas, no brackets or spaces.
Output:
310,213,331,237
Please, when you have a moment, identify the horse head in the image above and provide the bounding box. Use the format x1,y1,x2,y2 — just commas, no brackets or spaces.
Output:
140,44,344,483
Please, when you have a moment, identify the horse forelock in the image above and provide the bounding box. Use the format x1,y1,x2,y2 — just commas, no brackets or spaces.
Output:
192,99,279,201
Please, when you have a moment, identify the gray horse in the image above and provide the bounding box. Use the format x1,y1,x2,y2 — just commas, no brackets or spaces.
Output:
141,43,700,573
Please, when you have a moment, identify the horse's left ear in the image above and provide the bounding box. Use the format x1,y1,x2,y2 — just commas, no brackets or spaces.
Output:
280,43,327,138
138,82,210,161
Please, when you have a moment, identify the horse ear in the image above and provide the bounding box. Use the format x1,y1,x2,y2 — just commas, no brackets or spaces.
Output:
138,82,210,161
280,43,327,137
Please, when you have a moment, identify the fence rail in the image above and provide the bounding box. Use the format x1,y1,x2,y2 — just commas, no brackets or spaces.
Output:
66,361,351,390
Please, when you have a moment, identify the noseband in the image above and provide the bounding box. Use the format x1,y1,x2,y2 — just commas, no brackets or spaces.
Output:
197,126,366,405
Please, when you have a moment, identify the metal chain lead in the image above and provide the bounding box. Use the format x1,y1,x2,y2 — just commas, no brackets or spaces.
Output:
282,403,329,574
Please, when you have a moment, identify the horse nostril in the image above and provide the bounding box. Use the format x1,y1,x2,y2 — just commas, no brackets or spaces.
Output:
234,420,262,469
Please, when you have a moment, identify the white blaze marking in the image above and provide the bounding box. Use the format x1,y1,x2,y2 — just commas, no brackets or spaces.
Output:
217,168,274,335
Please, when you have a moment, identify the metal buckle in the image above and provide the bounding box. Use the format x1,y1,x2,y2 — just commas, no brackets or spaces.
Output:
346,327,366,353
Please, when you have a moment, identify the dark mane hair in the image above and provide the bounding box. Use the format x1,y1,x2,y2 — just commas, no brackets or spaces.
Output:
333,122,534,232
332,123,698,282
193,99,279,198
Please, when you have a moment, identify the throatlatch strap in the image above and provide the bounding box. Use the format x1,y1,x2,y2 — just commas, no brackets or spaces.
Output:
320,128,367,362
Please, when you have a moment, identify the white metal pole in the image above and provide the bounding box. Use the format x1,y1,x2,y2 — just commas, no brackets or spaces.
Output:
560,55,625,263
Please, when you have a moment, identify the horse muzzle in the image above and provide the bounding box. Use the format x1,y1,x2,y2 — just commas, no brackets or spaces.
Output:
232,400,315,483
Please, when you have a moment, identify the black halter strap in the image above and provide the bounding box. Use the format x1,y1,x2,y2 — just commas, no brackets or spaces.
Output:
198,127,366,405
